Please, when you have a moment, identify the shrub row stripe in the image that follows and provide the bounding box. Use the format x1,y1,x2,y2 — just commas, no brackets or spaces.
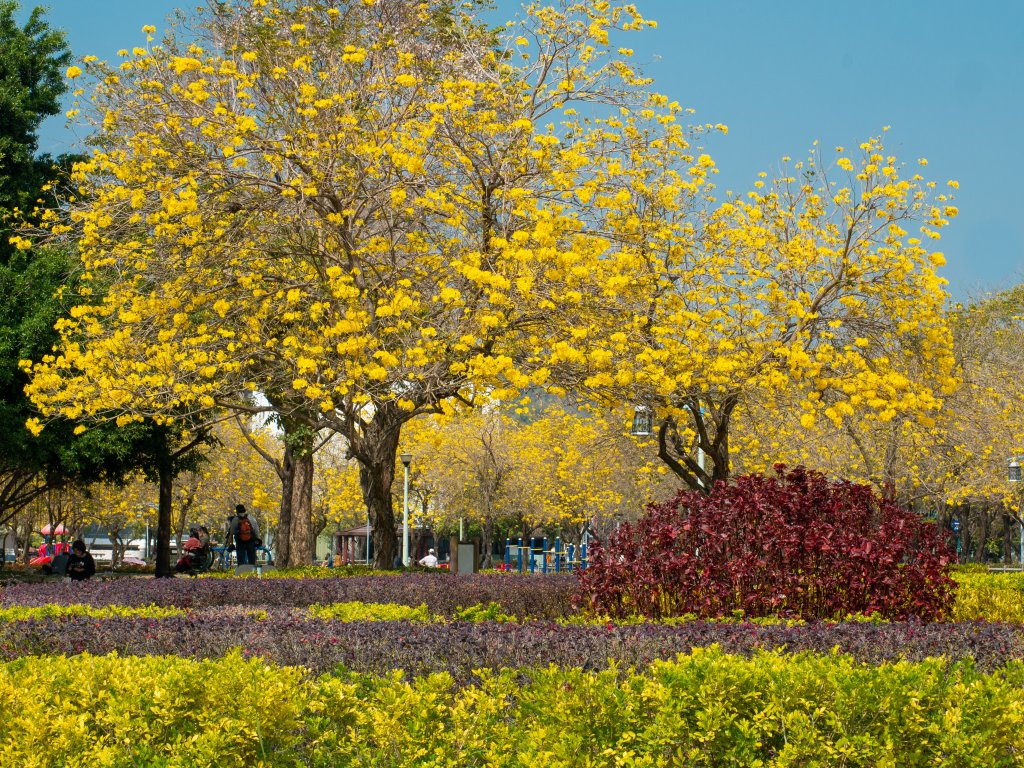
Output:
1,649,1022,766
3,615,1023,680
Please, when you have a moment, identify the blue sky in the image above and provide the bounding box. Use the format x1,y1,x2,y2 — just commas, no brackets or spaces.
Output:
24,0,1024,301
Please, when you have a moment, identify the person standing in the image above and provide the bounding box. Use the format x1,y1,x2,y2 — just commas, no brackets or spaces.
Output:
66,540,96,581
227,504,260,566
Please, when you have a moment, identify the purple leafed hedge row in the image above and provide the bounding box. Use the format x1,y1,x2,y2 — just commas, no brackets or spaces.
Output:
2,613,1022,682
0,574,577,619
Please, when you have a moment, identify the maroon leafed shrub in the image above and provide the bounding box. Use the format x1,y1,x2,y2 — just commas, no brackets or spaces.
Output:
576,466,956,621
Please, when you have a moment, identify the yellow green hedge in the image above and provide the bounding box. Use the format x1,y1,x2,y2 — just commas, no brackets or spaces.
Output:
952,571,1024,622
2,648,1023,766
0,604,184,622
307,601,430,622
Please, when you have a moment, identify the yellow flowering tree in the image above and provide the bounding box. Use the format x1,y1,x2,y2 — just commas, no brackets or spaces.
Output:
22,0,704,566
407,403,676,559
562,136,960,491
311,434,366,539
729,283,1024,561
409,408,517,561
507,407,669,540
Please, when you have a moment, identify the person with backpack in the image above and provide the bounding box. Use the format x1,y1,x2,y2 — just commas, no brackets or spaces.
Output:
227,504,261,566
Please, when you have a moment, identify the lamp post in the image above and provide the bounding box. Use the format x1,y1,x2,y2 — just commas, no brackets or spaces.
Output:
401,452,412,566
1010,458,1023,568
142,502,157,561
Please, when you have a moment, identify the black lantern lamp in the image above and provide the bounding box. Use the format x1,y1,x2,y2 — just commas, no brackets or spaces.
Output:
1010,458,1022,484
630,405,653,437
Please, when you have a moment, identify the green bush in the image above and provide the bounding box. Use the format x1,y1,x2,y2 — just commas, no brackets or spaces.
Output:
2,649,1023,766
201,564,387,579
306,601,520,623
452,601,516,623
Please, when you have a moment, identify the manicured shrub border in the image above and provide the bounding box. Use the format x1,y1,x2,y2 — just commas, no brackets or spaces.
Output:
0,573,576,619
3,612,1023,679
0,603,184,621
5,567,1020,623
1,649,1022,766
952,571,1024,622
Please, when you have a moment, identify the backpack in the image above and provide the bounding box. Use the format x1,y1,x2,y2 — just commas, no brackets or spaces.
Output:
237,516,253,542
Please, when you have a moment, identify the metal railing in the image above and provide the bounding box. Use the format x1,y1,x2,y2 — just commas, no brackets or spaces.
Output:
502,537,587,573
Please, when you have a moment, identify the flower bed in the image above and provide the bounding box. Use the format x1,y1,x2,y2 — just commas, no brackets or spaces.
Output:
5,571,1024,764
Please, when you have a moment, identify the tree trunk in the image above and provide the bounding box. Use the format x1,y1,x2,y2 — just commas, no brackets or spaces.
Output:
958,504,971,564
155,462,174,578
173,489,195,554
109,530,125,569
361,461,398,568
481,519,495,569
975,505,990,564
287,447,315,566
275,441,294,566
657,397,736,493
356,409,402,569
20,522,32,564
411,527,422,562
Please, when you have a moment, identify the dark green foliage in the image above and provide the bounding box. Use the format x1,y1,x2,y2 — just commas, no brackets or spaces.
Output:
0,245,178,526
0,5,203,532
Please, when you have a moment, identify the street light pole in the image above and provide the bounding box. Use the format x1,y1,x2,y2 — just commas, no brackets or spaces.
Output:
1010,458,1022,569
401,453,412,566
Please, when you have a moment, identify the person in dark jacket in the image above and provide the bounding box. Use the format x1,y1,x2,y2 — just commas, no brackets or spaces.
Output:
226,504,261,566
66,540,96,581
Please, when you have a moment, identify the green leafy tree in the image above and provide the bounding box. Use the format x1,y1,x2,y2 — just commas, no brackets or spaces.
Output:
0,1,71,262
0,2,72,532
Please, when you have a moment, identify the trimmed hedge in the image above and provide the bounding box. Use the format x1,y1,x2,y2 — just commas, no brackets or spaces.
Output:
0,573,575,619
0,603,184,621
3,613,1024,679
953,571,1024,622
1,650,1023,766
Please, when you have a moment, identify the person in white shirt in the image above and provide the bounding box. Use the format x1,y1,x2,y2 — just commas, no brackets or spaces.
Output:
418,548,438,568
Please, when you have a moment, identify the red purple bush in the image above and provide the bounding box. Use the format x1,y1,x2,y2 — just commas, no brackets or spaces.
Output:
576,466,955,621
